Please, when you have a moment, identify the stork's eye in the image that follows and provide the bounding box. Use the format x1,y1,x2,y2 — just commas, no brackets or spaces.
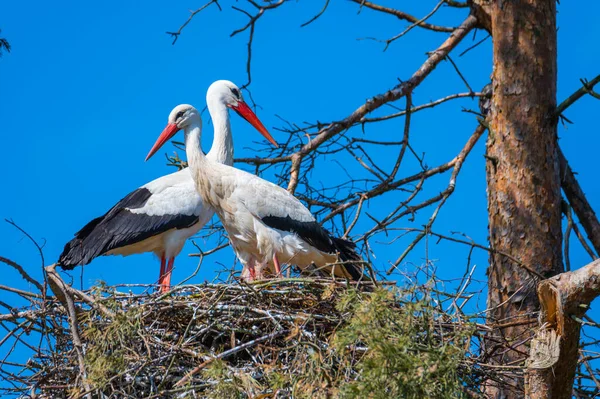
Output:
175,111,185,120
230,87,240,98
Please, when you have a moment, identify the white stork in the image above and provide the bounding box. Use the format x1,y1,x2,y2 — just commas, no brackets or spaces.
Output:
58,80,273,292
145,104,367,281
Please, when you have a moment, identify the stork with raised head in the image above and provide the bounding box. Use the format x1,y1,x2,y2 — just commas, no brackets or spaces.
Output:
145,104,367,282
58,80,270,292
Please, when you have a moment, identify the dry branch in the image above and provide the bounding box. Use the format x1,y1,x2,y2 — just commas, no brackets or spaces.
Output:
45,265,92,397
560,147,600,258
166,0,222,44
351,0,455,33
526,259,600,398
0,256,43,292
286,14,477,193
555,74,600,116
46,264,115,318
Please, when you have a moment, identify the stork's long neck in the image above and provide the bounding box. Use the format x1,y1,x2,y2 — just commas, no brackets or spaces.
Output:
205,96,234,166
184,119,207,172
183,118,219,208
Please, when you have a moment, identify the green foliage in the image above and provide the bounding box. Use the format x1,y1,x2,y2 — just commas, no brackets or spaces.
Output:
81,306,142,387
333,288,472,399
203,360,246,399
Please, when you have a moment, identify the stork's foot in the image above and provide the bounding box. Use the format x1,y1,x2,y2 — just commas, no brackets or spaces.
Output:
159,284,170,294
241,258,258,282
241,257,283,282
254,262,268,280
241,260,272,281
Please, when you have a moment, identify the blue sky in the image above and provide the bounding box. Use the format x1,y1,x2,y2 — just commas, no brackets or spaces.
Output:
1,0,599,390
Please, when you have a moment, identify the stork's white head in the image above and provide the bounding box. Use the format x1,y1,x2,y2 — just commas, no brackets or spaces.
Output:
206,80,278,148
168,104,201,130
145,104,201,162
207,80,244,109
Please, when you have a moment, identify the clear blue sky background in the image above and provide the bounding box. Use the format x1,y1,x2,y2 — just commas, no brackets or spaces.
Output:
1,0,599,391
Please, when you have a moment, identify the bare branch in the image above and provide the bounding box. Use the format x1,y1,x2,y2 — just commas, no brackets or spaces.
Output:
229,0,285,88
361,92,482,124
351,0,455,33
0,29,10,57
166,0,222,45
286,15,478,193
0,256,43,292
444,0,469,7
391,92,412,180
389,123,488,274
555,73,600,116
300,0,330,27
445,55,474,94
46,265,116,319
45,265,92,397
559,147,600,256
382,1,448,50
174,329,289,387
458,34,491,57
563,200,573,272
5,219,45,271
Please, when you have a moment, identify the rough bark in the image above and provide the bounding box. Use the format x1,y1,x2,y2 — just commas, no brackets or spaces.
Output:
483,0,563,397
526,260,600,398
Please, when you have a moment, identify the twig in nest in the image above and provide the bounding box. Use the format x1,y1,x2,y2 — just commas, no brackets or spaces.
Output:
174,329,290,387
46,265,115,319
45,265,92,398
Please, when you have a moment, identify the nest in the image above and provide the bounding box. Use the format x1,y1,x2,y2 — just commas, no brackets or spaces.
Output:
4,273,483,399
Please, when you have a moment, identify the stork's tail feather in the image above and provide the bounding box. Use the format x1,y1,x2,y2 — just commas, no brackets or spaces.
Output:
58,238,99,270
331,237,369,281
332,237,360,262
58,240,84,270
57,215,106,270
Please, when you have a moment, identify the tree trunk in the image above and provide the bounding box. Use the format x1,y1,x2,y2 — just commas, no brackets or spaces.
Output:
484,0,563,397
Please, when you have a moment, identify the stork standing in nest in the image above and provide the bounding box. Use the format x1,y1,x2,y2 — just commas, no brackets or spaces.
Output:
58,80,269,292
146,104,367,281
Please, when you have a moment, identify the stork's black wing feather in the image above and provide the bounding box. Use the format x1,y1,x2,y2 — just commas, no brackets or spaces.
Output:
58,188,199,269
260,215,364,280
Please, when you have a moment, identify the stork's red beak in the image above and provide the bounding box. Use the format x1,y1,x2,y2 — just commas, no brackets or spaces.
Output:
145,123,180,161
231,101,279,148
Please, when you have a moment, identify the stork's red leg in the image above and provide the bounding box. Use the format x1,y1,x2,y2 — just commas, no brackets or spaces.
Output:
161,257,175,293
241,258,257,281
249,260,256,280
273,254,281,277
158,254,167,290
